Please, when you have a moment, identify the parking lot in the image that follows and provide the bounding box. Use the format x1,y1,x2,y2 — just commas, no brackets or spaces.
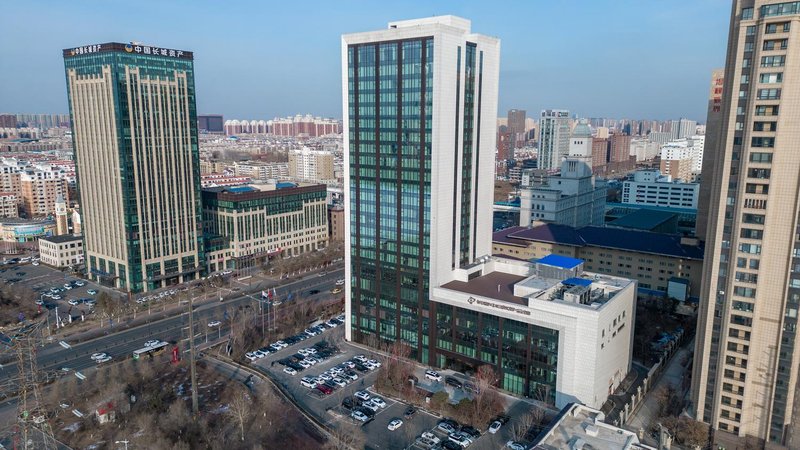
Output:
247,322,531,450
0,259,117,321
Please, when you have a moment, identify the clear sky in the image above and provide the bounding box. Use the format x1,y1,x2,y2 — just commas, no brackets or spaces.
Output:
0,1,730,122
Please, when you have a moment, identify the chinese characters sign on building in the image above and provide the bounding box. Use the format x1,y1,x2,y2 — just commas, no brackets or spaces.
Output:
63,42,193,60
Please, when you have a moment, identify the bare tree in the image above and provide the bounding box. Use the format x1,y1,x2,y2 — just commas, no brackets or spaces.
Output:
511,410,537,442
226,387,251,442
324,423,365,450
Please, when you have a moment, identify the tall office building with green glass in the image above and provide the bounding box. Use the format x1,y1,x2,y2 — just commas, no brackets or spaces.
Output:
63,43,204,292
342,17,500,364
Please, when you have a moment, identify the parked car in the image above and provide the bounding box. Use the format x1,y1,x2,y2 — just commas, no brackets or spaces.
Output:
387,418,403,431
354,390,370,401
437,421,457,434
370,397,386,408
460,426,481,439
448,432,473,448
283,367,298,376
404,406,417,419
445,376,463,389
362,400,380,412
342,397,358,410
144,340,160,348
87,289,97,295
335,279,345,286
245,352,258,362
420,432,440,445
208,320,221,327
488,420,503,434
351,410,369,422
300,377,317,388
90,352,108,361
425,370,442,382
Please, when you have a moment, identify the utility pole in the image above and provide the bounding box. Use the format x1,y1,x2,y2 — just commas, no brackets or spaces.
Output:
189,295,199,415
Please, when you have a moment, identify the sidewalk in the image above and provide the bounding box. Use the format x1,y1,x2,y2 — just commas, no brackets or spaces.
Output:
625,339,693,435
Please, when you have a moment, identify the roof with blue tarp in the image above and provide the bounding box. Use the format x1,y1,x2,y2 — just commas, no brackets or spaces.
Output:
563,277,592,287
227,186,256,193
536,254,583,269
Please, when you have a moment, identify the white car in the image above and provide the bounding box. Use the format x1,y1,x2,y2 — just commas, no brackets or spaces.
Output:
318,373,333,381
275,341,288,348
144,340,160,348
354,390,370,401
208,320,221,327
332,377,347,388
300,377,317,388
488,420,503,434
344,372,358,381
449,432,473,448
75,281,85,287
362,400,380,412
425,370,442,382
244,352,258,362
67,299,80,306
90,352,108,361
506,441,526,450
421,432,440,445
370,397,387,408
283,367,297,375
354,355,368,362
87,289,97,295
31,261,39,266
351,410,369,422
95,355,112,364
388,418,403,431
335,279,345,286
298,360,313,369
253,350,267,358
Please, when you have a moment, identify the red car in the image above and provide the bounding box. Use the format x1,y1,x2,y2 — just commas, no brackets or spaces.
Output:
316,384,333,395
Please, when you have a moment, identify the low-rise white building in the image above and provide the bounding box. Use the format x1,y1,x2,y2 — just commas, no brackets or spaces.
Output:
532,403,656,450
38,234,83,268
431,254,636,409
621,169,699,209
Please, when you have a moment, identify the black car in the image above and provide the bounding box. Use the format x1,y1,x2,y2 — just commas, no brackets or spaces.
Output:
463,382,480,394
353,363,369,372
441,440,462,450
404,406,417,419
323,380,338,390
308,289,320,295
287,362,304,371
460,425,481,439
356,406,375,418
494,414,511,425
445,376,463,389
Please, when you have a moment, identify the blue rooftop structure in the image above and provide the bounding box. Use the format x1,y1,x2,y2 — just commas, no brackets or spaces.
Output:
563,277,592,287
276,182,297,189
537,254,583,270
227,186,256,193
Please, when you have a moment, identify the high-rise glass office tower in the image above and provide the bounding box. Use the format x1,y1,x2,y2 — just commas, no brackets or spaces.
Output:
63,43,204,293
692,2,800,446
342,16,499,364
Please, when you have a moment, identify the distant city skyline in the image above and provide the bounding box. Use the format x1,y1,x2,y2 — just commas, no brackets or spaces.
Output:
0,1,728,122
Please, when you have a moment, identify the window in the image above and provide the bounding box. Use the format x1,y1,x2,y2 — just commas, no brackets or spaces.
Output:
742,214,765,225
760,73,783,83
741,74,750,84
757,88,781,99
749,152,773,163
766,22,791,33
747,25,757,35
761,55,786,67
733,286,756,298
751,137,775,148
741,228,764,239
755,105,779,116
742,7,754,19
739,242,762,254
763,39,788,50
760,2,800,18
747,168,771,179
744,42,755,52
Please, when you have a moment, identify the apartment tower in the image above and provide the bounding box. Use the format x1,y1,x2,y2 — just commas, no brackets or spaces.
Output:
63,43,204,292
342,16,499,364
692,2,800,446
538,109,570,171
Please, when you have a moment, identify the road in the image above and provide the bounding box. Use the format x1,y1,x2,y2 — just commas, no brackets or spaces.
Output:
0,268,344,390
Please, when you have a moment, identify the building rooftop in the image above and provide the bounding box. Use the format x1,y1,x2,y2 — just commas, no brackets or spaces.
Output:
533,403,655,450
441,271,528,305
607,209,676,231
492,223,703,260
39,234,82,244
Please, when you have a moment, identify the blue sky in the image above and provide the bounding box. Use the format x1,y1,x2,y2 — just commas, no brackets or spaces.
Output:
0,1,730,122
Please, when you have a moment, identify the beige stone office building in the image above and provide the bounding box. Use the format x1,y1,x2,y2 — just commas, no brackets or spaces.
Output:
692,2,800,446
38,234,83,268
64,43,205,292
492,223,704,300
201,183,328,272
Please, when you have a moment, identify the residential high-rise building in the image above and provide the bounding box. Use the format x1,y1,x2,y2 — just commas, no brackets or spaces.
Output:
538,109,571,171
288,147,335,182
507,109,526,157
591,137,609,167
64,42,205,292
692,3,800,446
696,68,725,239
342,16,499,362
609,133,632,163
0,114,16,128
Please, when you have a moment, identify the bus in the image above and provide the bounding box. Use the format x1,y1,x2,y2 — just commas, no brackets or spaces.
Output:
132,341,169,360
